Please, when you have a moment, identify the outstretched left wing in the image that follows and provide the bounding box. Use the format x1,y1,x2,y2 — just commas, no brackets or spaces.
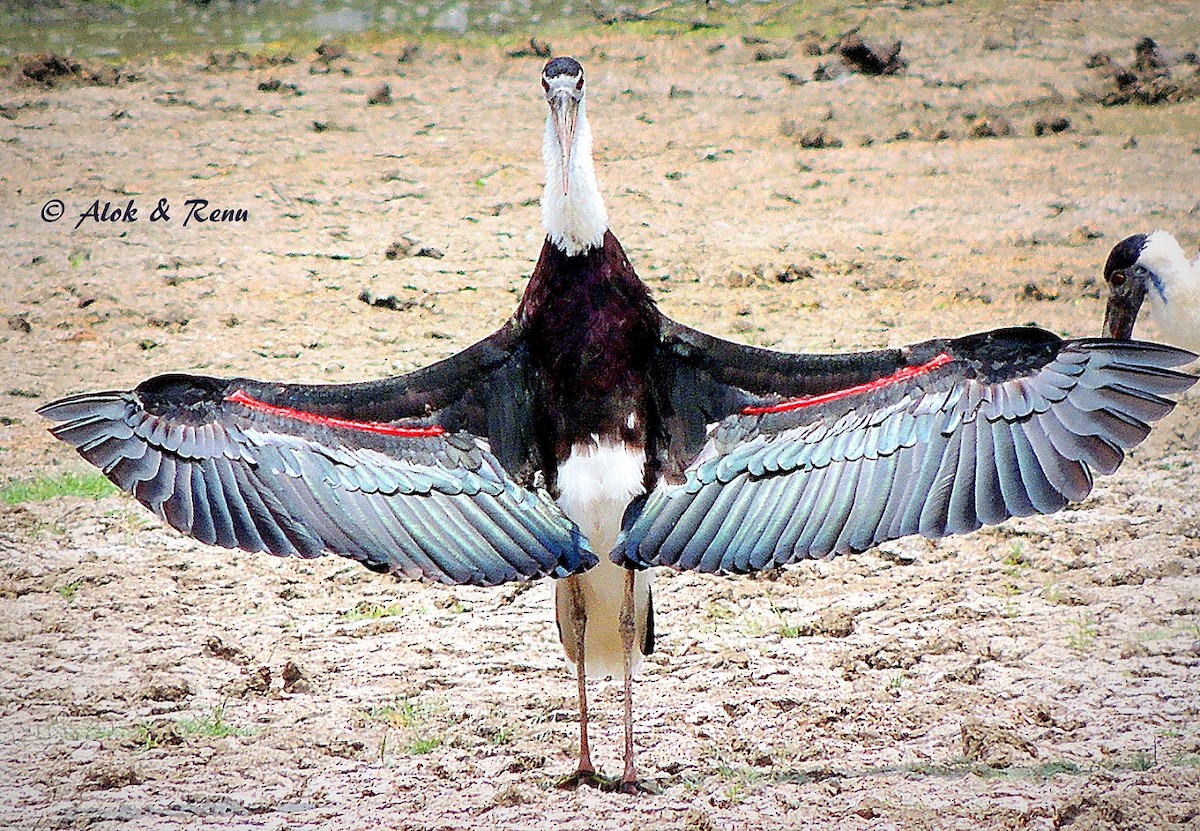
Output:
621,328,1195,573
39,323,595,587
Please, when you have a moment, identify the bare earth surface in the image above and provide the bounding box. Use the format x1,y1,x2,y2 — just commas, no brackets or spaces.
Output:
3,3,1200,828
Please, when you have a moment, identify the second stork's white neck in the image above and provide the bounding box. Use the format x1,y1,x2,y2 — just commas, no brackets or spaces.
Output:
1142,230,1200,352
1141,230,1197,307
542,99,608,257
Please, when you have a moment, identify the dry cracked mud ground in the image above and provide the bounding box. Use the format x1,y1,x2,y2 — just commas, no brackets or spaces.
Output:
2,2,1200,828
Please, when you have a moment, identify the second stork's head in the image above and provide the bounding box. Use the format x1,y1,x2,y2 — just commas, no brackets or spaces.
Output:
541,57,608,256
1103,230,1200,352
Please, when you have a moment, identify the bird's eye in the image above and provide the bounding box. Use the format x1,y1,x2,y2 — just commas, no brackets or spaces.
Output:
542,79,550,92
1110,272,1126,287
576,77,584,90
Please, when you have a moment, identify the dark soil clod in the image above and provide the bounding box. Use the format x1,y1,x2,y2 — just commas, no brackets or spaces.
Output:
507,38,552,59
1089,36,1200,105
20,53,79,85
835,32,907,76
368,83,393,106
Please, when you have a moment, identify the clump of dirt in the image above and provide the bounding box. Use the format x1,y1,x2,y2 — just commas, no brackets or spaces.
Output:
205,50,296,71
18,52,139,86
18,53,80,85
315,40,348,63
282,660,314,693
139,680,191,702
1088,36,1200,105
967,113,1014,138
834,31,907,76
368,83,393,105
82,762,143,791
960,718,1038,767
1033,115,1072,136
507,37,552,59
793,608,855,638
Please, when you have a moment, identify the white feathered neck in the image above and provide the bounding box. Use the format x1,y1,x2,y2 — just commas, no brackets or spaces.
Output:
1141,230,1200,352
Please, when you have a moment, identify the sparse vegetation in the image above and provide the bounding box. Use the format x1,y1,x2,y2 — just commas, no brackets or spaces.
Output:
55,579,83,602
975,760,1085,780
1174,752,1200,768
361,697,445,760
1067,612,1099,651
0,472,117,504
341,601,405,620
360,698,428,728
177,705,252,740
407,736,443,755
1002,542,1028,570
1127,750,1154,771
705,603,734,622
58,721,157,750
769,601,802,638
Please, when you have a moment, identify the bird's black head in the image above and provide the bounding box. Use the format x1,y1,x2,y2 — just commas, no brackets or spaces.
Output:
1102,233,1150,340
543,56,583,81
1103,233,1148,282
542,56,584,99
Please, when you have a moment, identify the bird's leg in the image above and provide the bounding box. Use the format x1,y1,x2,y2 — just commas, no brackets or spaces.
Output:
617,567,640,795
556,575,605,789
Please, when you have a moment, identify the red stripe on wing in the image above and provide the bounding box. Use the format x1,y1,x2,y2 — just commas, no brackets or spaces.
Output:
225,389,445,438
742,352,954,416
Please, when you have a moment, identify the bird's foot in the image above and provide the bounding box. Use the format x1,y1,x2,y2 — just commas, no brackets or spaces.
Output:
615,776,643,796
612,772,657,795
555,767,610,791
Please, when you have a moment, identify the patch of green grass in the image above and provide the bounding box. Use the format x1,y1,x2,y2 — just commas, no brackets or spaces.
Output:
1002,542,1028,570
1133,627,1178,643
491,726,514,746
1066,612,1098,651
60,722,151,748
55,579,83,603
361,697,445,761
907,758,1084,781
1043,584,1071,606
177,705,252,739
995,581,1022,599
1128,750,1154,771
975,760,1084,780
340,600,405,620
705,603,734,622
360,698,428,729
406,736,443,755
769,601,802,638
1173,752,1200,768
0,472,117,504
713,763,764,804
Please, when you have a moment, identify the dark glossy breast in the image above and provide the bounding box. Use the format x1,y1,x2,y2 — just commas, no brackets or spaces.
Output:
520,232,661,459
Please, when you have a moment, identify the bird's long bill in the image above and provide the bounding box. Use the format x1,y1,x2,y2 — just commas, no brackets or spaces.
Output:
1102,272,1147,339
549,92,579,195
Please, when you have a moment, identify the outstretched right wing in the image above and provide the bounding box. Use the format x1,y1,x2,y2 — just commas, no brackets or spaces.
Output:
623,331,1195,574
39,325,594,587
